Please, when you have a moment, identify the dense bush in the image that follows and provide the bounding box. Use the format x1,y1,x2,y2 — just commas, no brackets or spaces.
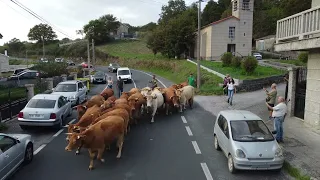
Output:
242,56,258,74
221,52,233,67
31,62,69,77
231,56,242,68
298,52,308,63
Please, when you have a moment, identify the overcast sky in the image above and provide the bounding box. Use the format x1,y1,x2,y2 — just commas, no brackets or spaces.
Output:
0,0,208,45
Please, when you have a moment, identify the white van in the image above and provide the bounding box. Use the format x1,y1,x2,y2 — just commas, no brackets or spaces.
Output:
117,67,132,83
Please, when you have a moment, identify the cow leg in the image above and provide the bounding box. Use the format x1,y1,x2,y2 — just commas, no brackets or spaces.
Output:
97,147,106,163
189,98,194,109
151,107,156,123
88,149,96,170
116,134,124,158
165,103,169,115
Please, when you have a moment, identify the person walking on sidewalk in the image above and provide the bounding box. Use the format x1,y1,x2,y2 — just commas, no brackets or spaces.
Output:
187,73,196,87
223,74,230,96
223,78,236,106
264,83,277,120
266,96,287,143
117,76,124,98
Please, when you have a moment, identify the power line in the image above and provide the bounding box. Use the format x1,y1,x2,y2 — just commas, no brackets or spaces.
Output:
10,0,75,39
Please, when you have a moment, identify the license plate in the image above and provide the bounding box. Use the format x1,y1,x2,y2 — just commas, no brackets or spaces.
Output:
30,114,44,118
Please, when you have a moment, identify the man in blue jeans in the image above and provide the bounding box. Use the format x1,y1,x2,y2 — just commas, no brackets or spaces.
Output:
266,96,287,143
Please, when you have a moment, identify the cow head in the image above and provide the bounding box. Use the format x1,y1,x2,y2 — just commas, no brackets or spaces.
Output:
100,100,113,110
64,123,81,141
120,92,129,100
176,89,183,99
74,105,87,119
146,94,157,108
128,97,139,111
170,95,180,108
64,133,86,151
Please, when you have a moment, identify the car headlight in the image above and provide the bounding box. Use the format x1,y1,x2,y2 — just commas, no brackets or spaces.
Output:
69,95,76,100
235,149,246,158
275,148,283,157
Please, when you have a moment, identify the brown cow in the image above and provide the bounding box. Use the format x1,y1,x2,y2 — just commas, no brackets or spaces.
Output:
128,88,140,96
180,82,188,87
92,108,129,134
100,88,114,100
85,95,105,108
115,98,128,105
127,92,146,124
163,87,180,115
74,105,87,120
101,103,132,120
106,95,116,103
120,92,130,100
65,116,125,170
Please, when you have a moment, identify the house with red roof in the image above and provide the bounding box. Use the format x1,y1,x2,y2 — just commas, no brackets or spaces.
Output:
195,0,254,60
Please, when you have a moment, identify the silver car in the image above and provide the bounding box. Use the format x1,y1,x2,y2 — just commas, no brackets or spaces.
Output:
213,110,284,173
51,80,88,106
0,133,33,180
17,94,72,130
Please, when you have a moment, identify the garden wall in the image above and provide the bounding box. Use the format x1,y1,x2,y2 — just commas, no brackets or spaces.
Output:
237,75,286,92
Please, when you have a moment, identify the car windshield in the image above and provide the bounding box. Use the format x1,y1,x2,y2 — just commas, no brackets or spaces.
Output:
230,120,274,142
118,70,130,75
27,99,56,108
94,72,104,77
54,84,77,92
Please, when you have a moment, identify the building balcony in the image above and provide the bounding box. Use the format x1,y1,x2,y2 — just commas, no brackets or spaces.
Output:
275,5,320,52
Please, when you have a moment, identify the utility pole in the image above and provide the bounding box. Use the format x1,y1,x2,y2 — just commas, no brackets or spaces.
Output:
92,39,95,66
87,39,90,68
26,50,28,68
197,0,203,89
42,36,45,58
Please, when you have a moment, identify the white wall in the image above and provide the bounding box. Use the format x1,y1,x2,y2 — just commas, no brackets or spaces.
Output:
0,54,9,72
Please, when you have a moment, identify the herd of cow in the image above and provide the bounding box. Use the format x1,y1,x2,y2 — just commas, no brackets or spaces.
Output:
64,82,195,170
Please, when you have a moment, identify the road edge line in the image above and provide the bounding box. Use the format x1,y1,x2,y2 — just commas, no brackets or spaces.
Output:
132,69,167,88
33,144,46,155
181,116,187,123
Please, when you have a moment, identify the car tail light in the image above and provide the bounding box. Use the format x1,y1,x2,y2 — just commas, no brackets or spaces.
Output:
18,112,23,118
50,113,57,119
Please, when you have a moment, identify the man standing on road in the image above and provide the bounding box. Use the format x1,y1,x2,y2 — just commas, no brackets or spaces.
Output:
117,76,124,98
266,96,287,143
187,73,196,87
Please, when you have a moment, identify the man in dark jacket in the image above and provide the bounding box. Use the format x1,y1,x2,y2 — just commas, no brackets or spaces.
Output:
117,76,124,98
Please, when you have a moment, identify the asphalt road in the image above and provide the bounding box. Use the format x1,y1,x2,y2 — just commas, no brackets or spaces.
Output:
8,66,289,180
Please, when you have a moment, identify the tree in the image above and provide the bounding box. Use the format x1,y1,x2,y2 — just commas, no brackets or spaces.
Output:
60,38,71,43
99,14,120,33
158,0,187,24
28,23,57,43
76,30,84,39
202,0,224,26
4,38,26,55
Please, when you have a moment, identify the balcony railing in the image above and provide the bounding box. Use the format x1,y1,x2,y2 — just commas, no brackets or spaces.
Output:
276,5,320,43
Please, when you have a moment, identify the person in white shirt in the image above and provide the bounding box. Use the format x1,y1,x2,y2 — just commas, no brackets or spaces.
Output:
106,77,113,89
266,96,287,143
223,78,236,106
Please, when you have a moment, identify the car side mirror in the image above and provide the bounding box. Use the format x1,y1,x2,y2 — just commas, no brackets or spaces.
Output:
16,139,20,143
272,130,277,135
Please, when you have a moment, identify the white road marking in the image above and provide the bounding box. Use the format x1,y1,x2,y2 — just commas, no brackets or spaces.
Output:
68,118,76,124
181,116,187,123
132,78,137,88
132,69,167,88
53,129,64,137
200,163,214,180
191,141,201,154
185,126,193,136
34,144,46,155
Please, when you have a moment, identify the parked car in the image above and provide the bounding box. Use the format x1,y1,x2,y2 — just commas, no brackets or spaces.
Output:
7,70,39,81
51,80,88,106
39,58,48,63
213,110,284,173
108,63,120,73
66,60,75,66
91,71,106,84
54,58,64,63
253,53,263,60
80,62,93,68
17,94,72,130
0,133,34,180
12,68,29,76
117,67,132,83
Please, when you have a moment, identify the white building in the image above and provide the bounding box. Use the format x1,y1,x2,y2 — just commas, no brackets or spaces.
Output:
255,35,276,52
195,0,254,60
275,0,320,127
0,53,9,73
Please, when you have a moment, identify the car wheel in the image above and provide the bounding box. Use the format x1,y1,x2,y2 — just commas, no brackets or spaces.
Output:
76,98,80,105
214,135,221,151
228,155,237,174
68,108,72,117
19,125,29,130
24,143,33,164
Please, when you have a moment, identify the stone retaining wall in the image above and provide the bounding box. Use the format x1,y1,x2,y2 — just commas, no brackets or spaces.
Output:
237,75,286,92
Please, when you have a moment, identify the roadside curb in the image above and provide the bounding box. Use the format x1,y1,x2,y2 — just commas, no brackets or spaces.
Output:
283,160,313,180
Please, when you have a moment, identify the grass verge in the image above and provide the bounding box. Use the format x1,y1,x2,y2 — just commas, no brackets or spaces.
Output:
272,59,306,67
97,40,224,95
283,161,311,180
9,59,36,65
200,60,286,80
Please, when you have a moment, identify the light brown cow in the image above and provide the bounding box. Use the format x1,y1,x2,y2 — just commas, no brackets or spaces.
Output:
127,92,146,124
180,82,188,87
106,95,116,103
120,92,130,100
128,88,140,96
65,116,125,170
176,85,195,112
92,108,130,134
115,98,128,105
100,88,114,100
85,95,105,108
163,87,180,115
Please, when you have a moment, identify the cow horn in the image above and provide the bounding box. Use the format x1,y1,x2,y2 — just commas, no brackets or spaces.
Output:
64,125,69,128
65,133,73,135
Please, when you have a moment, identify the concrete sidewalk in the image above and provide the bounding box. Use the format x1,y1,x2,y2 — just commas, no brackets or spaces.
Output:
195,83,320,179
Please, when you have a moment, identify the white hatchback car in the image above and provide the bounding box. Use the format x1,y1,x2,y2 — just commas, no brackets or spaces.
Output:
213,110,284,173
117,67,132,83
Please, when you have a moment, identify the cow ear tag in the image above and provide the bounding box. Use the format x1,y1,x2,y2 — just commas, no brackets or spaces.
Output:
77,135,80,139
